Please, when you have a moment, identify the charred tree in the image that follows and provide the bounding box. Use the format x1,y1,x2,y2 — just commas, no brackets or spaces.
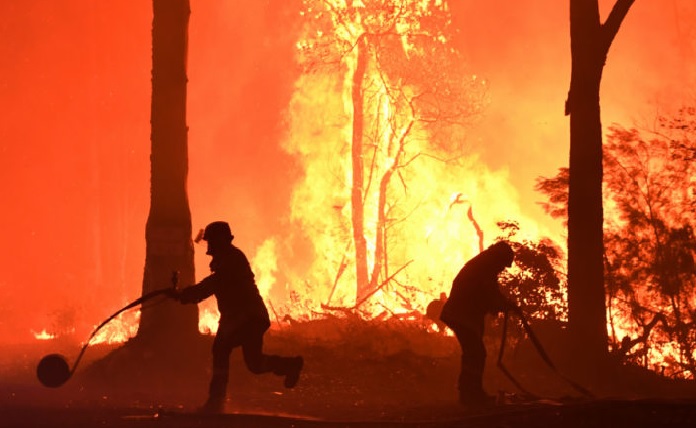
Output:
351,34,370,301
137,0,199,343
565,0,634,362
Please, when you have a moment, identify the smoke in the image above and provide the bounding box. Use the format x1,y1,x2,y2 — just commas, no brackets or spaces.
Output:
187,0,303,245
0,1,152,342
0,0,693,343
448,0,695,233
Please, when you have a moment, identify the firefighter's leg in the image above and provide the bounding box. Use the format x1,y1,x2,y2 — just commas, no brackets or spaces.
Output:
204,328,235,411
455,329,488,404
241,329,303,388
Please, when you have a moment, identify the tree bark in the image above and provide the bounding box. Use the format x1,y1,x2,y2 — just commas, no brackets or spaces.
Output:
566,0,634,362
137,0,198,342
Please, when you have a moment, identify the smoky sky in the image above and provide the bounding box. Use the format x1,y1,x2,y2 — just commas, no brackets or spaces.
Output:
0,0,693,343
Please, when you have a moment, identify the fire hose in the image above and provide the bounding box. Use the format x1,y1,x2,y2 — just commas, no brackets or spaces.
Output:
36,272,180,388
497,306,594,399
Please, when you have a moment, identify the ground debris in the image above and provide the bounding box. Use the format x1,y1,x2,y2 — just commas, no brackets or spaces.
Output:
1,319,695,427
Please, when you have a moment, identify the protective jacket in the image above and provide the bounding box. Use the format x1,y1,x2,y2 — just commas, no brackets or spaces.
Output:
179,245,271,331
440,249,508,337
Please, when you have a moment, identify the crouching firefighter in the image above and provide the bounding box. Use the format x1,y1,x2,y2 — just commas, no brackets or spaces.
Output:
170,221,304,413
439,241,517,408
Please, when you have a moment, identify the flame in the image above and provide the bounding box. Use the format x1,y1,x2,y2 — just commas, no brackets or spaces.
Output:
198,303,220,335
258,0,553,320
32,329,56,341
607,288,695,379
608,310,690,378
31,310,138,345
89,311,139,345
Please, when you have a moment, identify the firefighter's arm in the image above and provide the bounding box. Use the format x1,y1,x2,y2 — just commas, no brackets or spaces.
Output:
173,275,216,304
491,280,517,314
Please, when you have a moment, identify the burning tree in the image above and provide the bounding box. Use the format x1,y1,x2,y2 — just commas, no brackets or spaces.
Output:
290,0,487,311
537,107,696,379
603,114,696,378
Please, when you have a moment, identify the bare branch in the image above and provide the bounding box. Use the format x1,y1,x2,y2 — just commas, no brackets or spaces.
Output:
356,260,413,308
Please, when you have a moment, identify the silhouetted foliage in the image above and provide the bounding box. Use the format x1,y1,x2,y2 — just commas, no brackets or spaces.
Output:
496,221,567,323
534,168,568,226
537,107,696,378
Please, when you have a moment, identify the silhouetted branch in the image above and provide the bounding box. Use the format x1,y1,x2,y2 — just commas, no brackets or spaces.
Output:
356,260,413,308
467,206,485,253
614,312,669,360
602,0,635,53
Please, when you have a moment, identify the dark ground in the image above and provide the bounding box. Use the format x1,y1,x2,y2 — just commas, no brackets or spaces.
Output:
2,318,695,427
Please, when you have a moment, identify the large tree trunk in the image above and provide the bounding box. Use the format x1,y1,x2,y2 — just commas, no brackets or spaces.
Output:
137,0,199,342
566,0,634,362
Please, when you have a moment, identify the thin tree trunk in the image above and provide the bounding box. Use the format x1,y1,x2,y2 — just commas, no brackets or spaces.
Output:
369,119,413,291
351,34,370,303
138,0,198,342
566,0,634,362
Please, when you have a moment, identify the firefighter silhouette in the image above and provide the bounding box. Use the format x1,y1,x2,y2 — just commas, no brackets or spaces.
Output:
172,221,303,413
440,241,515,407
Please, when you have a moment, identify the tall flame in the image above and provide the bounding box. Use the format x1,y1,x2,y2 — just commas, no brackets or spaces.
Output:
255,0,552,319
